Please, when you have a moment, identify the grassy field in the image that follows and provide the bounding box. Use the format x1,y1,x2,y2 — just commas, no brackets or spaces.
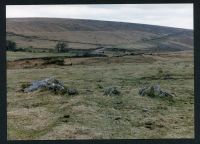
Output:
7,51,194,139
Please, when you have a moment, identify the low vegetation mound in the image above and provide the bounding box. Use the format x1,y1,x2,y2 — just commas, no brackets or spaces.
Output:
42,57,65,66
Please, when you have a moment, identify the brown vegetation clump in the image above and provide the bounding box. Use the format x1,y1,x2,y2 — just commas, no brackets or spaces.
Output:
42,57,65,66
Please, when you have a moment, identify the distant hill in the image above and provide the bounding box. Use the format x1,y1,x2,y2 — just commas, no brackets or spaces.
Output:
6,18,193,52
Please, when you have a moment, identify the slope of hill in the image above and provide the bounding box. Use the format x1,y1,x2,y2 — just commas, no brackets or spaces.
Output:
6,18,193,52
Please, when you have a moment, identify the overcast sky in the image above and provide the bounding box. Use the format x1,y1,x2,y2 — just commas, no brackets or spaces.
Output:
6,4,193,29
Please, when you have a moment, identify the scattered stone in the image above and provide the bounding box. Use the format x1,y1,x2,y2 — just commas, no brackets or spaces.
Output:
114,117,121,120
164,74,173,80
86,89,93,92
145,121,155,130
104,86,121,96
139,85,174,98
67,87,78,95
96,79,102,82
23,77,67,94
22,77,80,96
157,124,164,128
97,84,103,89
62,119,68,123
63,114,70,118
157,105,168,110
142,108,149,112
61,114,70,123
85,89,93,95
116,101,123,105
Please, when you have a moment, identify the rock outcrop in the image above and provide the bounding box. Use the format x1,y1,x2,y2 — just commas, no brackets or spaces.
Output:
24,77,65,93
139,85,174,98
104,86,121,96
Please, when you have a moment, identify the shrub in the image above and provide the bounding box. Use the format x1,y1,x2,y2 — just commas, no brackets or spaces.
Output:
6,40,16,51
55,42,68,53
20,82,31,89
43,57,65,66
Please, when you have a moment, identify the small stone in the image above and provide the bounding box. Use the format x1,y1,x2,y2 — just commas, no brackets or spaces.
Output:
67,87,78,95
145,121,153,125
114,117,121,120
104,86,121,96
23,77,66,94
139,84,174,99
145,121,155,130
157,124,164,128
63,115,70,118
62,119,68,123
116,101,123,105
142,108,149,112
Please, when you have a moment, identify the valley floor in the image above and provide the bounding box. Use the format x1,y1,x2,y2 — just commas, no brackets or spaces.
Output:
7,51,194,139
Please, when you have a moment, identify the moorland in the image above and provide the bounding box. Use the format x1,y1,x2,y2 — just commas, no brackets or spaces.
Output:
7,18,194,139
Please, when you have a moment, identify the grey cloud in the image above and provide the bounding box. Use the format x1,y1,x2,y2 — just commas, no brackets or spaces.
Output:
6,4,193,29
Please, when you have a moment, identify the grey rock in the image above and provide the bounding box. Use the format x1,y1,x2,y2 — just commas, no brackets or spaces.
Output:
139,85,174,98
145,121,155,130
142,108,149,112
63,114,70,118
23,77,66,94
67,87,78,95
104,86,121,96
114,117,121,120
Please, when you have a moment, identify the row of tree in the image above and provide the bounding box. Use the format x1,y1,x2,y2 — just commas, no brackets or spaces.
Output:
6,40,68,53
7,40,16,51
55,42,68,52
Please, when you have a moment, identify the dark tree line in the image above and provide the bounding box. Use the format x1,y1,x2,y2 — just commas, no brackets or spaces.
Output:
6,40,69,53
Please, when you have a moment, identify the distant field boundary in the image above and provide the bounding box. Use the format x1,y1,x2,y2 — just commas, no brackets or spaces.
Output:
6,32,114,47
10,54,108,62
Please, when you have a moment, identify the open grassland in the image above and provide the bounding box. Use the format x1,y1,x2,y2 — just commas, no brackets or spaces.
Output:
7,51,194,139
